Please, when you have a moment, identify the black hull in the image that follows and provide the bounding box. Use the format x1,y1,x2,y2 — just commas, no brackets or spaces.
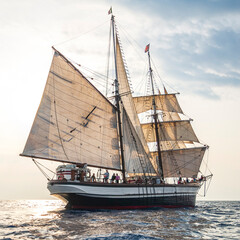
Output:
53,193,197,210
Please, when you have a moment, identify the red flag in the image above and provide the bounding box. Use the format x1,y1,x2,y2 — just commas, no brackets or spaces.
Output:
145,44,150,53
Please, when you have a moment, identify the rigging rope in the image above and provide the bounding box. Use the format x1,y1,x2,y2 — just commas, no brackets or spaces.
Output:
64,55,115,96
200,148,213,176
53,20,109,47
32,159,51,181
116,20,145,63
116,20,183,97
105,20,112,96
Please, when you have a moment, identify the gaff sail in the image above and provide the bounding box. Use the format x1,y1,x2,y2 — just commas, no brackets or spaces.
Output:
122,106,156,175
115,34,159,174
21,49,121,170
115,35,155,167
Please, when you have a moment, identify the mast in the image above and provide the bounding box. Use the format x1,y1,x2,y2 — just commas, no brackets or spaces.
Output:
111,15,126,183
147,47,164,179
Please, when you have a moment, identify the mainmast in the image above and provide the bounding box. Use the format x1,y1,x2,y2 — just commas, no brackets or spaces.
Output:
146,45,164,179
111,15,126,183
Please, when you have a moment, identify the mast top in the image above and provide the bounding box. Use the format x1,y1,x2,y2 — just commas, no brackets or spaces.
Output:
108,7,113,15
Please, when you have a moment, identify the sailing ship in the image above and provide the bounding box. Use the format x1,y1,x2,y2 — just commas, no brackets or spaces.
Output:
20,13,211,210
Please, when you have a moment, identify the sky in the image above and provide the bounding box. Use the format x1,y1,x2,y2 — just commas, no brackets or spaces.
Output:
0,0,240,200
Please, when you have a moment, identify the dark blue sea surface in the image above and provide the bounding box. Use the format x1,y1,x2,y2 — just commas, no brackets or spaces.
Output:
0,200,239,239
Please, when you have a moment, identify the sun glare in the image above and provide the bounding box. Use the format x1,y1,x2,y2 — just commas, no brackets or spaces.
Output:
24,200,64,219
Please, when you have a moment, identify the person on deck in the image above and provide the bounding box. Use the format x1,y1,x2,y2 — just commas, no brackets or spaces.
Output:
80,170,85,182
103,170,109,183
136,176,143,184
90,173,96,182
115,173,120,183
178,176,182,184
111,173,116,183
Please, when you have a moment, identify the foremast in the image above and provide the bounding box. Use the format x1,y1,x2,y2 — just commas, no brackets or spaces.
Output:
111,15,126,183
146,46,164,179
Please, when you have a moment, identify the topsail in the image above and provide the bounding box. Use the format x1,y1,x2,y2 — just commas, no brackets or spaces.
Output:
133,92,207,178
133,94,183,114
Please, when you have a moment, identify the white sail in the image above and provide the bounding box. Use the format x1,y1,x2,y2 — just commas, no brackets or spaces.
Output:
161,110,187,149
122,107,156,174
22,50,120,170
115,37,151,159
152,147,207,178
162,111,181,121
141,120,199,143
132,89,207,177
133,94,183,114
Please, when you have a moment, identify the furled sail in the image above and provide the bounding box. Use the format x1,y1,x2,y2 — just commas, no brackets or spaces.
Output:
151,147,207,178
133,94,183,114
122,107,156,175
21,49,120,170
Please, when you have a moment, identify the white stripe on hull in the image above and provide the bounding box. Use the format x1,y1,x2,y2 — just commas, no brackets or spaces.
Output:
47,182,200,199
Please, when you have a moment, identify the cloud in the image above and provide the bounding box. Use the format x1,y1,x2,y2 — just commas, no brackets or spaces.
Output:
194,87,220,100
124,0,240,20
123,3,240,98
2,0,239,101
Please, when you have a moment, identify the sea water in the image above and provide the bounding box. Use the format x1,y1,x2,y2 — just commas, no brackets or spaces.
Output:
0,200,239,239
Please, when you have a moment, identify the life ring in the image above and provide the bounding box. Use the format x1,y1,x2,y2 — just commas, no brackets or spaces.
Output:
58,173,64,180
